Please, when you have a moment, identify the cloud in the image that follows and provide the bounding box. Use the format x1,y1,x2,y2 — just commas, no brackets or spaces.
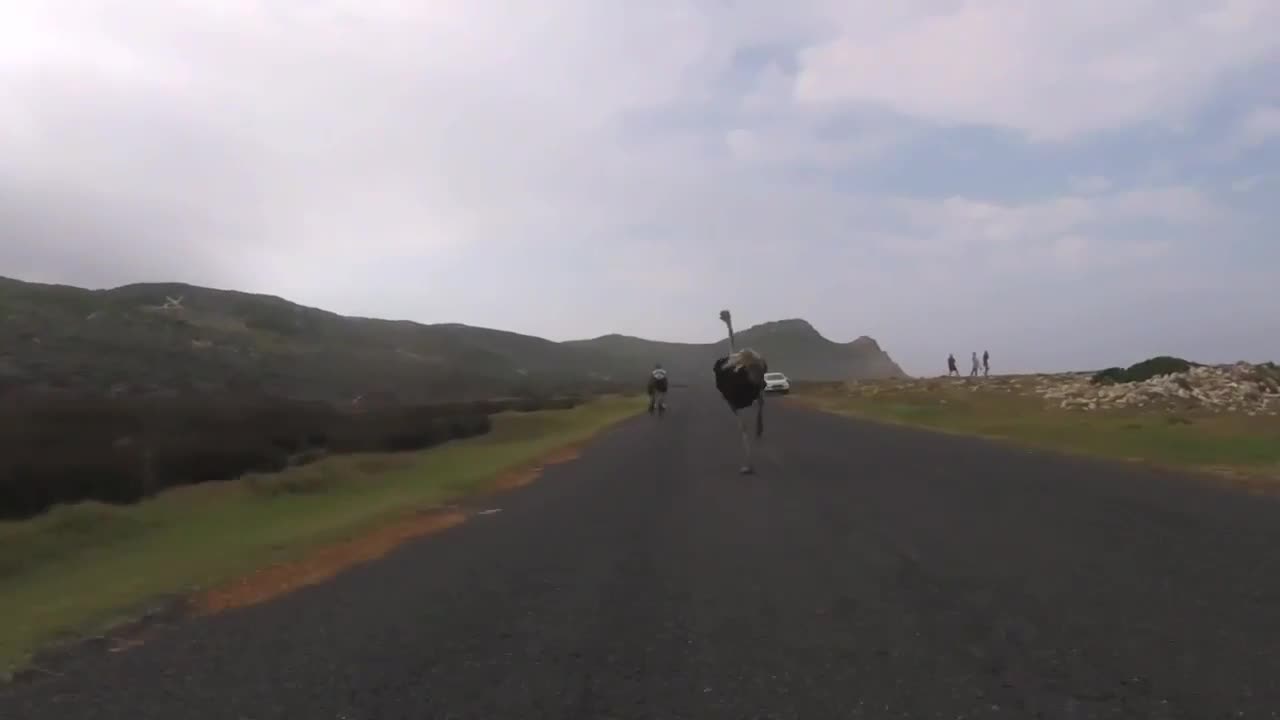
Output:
1231,174,1276,193
794,1,1280,141
860,185,1223,281
1,0,1278,375
1069,176,1113,195
1232,105,1280,149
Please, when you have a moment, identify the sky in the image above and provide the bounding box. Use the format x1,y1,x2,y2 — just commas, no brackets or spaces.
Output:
2,1,1278,376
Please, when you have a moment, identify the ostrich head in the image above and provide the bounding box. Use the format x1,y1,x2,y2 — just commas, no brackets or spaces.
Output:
718,310,736,351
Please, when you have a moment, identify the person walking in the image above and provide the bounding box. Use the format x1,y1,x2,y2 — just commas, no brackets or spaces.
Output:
947,353,958,377
982,350,990,377
970,351,980,377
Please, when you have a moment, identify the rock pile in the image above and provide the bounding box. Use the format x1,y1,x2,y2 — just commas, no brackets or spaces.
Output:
1039,362,1280,415
833,360,1280,416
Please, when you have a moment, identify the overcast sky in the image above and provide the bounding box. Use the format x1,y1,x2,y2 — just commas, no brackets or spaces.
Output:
2,1,1278,375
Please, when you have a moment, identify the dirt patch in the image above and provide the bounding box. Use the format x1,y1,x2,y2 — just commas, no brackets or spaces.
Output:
489,467,542,492
190,510,467,615
487,446,583,493
191,442,589,616
1197,465,1280,497
3,426,618,682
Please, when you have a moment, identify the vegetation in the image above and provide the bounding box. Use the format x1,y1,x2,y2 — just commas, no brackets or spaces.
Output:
0,276,902,407
0,395,643,675
792,378,1280,478
0,394,595,520
1091,355,1196,385
0,276,650,404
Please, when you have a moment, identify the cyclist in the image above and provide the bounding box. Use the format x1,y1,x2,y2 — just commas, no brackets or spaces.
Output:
647,363,669,415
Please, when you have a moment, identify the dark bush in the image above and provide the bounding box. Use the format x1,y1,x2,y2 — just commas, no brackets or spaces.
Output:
447,414,492,439
0,392,513,520
245,464,340,497
1090,356,1195,385
1090,367,1127,385
2,452,143,517
288,447,329,467
536,396,580,411
1127,356,1195,381
154,441,290,487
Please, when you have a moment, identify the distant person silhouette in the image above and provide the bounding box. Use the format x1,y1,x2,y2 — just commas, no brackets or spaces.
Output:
970,351,980,377
947,353,958,376
983,350,990,377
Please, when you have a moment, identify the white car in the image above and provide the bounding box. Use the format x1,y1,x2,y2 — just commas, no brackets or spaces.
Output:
763,372,791,394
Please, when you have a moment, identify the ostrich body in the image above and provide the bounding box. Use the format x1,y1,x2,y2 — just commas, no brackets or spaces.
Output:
712,309,768,474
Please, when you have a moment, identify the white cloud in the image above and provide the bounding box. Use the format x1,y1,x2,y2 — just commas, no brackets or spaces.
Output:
0,1,738,267
1231,174,1275,193
0,0,1276,374
794,1,1280,140
1232,106,1280,149
1051,235,1093,270
872,185,1221,275
1104,186,1229,223
1070,176,1113,195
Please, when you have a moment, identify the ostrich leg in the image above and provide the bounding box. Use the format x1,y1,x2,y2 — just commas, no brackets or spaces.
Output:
737,413,755,474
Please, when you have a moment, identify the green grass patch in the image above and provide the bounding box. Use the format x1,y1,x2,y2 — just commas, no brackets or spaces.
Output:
793,381,1280,474
0,395,643,676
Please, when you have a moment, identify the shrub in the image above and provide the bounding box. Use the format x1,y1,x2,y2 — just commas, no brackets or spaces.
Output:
0,394,503,520
1090,367,1127,385
0,386,609,519
244,464,341,497
153,441,290,487
288,447,329,467
1090,356,1195,385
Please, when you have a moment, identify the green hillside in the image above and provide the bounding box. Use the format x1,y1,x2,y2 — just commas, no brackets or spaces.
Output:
0,277,904,403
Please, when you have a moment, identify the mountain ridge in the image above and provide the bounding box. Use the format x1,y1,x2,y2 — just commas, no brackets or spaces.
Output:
0,276,906,403
569,318,875,349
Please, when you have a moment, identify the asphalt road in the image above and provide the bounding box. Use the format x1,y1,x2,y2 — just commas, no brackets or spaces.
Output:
6,389,1280,718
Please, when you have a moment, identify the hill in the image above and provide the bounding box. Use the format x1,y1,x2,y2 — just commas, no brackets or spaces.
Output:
0,276,904,403
566,318,905,382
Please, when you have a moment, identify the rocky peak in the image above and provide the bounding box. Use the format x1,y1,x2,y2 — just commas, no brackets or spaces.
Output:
848,336,881,351
741,318,822,338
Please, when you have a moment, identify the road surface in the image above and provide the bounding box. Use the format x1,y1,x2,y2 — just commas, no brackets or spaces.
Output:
5,389,1280,718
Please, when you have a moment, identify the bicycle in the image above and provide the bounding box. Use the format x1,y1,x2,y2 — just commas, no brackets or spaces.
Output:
648,391,667,418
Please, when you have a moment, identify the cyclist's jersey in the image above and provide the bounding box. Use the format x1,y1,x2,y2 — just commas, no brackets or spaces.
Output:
649,368,669,393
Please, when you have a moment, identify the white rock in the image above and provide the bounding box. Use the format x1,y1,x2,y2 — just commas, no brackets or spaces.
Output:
1010,362,1279,415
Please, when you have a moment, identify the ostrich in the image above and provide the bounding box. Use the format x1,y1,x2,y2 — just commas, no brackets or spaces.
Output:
712,309,768,474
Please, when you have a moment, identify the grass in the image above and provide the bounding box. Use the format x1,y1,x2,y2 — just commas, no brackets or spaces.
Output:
792,378,1280,476
0,395,643,676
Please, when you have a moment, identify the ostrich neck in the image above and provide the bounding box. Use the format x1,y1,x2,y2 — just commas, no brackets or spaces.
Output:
726,324,736,352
